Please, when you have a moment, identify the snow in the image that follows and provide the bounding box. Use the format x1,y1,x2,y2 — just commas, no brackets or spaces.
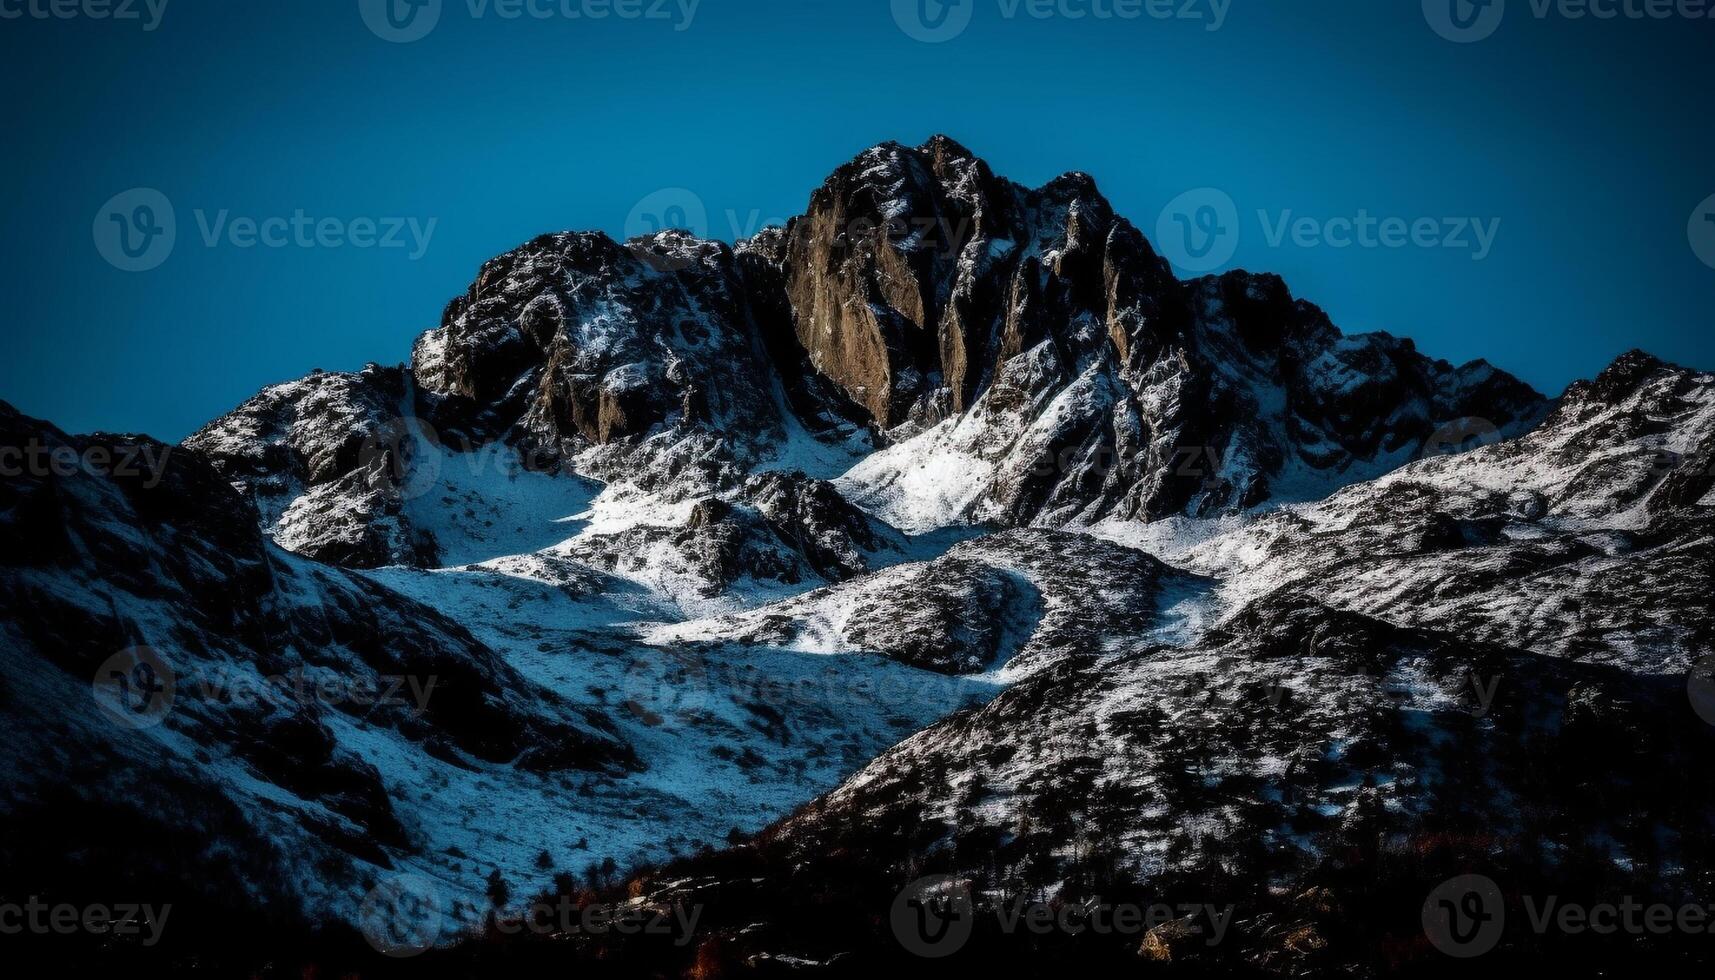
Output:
353,555,1005,940
404,441,603,567
834,420,994,534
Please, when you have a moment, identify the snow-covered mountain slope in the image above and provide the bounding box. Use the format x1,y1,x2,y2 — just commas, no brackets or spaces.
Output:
536,349,1713,975
0,402,637,929
603,595,1713,975
10,137,1708,975
0,401,1012,945
649,528,1202,678
1094,350,1715,670
787,138,1545,531
187,136,1543,583
184,363,443,568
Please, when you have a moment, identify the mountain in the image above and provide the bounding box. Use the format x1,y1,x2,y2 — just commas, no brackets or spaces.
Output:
186,135,1544,570
0,398,1043,959
1,137,1706,977
480,352,1715,977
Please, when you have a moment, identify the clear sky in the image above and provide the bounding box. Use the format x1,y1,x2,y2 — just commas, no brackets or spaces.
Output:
2,0,1710,441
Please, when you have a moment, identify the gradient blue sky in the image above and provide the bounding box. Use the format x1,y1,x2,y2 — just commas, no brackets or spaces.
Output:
2,0,1710,441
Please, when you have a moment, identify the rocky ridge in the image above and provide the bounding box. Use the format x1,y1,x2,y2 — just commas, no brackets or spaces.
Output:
3,137,1707,977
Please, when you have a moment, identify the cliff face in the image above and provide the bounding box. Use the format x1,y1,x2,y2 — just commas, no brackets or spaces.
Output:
187,136,1546,571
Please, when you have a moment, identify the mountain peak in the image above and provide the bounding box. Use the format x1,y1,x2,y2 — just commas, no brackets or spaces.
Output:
1567,348,1679,406
918,132,978,161
188,137,1550,562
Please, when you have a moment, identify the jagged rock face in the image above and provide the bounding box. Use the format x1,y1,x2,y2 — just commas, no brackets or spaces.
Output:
529,349,1711,976
742,470,901,581
807,140,1547,533
651,528,1189,678
1140,352,1715,669
770,595,1715,880
553,469,909,616
734,227,876,438
588,597,1715,977
187,136,1547,577
786,136,1000,426
184,364,440,568
781,136,1177,433
413,229,795,459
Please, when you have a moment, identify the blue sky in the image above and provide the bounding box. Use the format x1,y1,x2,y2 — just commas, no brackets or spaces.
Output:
2,0,1710,441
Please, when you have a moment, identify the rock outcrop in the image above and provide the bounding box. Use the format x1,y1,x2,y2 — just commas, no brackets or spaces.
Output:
187,136,1546,572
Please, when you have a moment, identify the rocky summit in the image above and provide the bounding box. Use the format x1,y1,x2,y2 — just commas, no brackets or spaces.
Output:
2,138,1708,978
